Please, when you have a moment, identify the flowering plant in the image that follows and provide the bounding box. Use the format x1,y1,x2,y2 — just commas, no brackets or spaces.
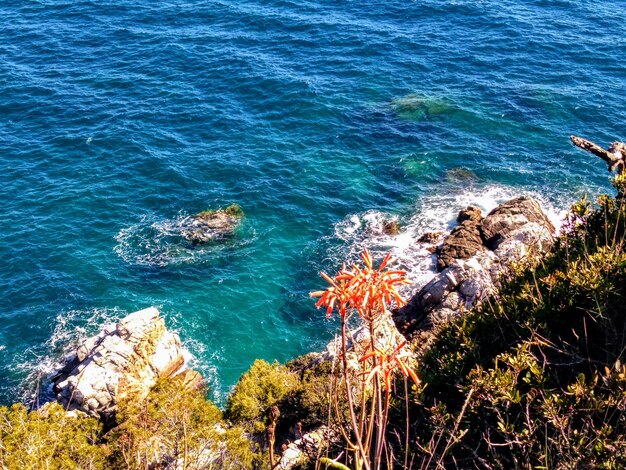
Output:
311,248,418,470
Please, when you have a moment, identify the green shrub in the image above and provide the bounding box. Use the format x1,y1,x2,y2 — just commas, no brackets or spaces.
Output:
282,356,335,431
404,189,626,468
225,359,299,432
463,342,626,468
108,375,259,469
0,402,106,469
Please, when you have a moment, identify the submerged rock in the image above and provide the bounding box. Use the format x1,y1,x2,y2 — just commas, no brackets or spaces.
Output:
181,204,244,244
392,93,454,121
51,307,201,421
445,167,479,183
395,197,556,338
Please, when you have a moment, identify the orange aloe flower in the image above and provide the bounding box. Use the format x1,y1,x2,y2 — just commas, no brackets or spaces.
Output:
310,248,410,320
310,263,356,318
358,341,420,392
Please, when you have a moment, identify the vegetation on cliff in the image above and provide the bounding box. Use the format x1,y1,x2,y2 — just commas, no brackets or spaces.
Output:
107,375,257,469
2,138,626,469
401,160,626,468
0,402,105,469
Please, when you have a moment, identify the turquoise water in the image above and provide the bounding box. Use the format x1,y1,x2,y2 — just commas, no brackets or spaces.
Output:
1,0,625,405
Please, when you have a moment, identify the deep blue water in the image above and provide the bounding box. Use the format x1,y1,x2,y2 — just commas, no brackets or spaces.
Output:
1,0,625,405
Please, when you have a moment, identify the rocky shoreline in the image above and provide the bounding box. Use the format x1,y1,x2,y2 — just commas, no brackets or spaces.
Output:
45,195,557,468
395,196,555,339
282,195,556,467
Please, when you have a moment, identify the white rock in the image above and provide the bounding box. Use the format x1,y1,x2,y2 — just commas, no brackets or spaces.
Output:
52,307,189,420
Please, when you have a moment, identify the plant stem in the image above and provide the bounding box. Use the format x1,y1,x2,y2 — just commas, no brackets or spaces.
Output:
403,376,409,470
341,317,370,470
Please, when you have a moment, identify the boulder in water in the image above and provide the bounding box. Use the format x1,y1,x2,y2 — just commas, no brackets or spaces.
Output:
181,203,244,244
418,231,444,244
457,205,482,224
382,220,400,236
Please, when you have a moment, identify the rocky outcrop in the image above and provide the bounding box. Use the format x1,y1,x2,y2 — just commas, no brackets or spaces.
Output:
437,206,484,271
481,197,554,249
51,307,202,421
395,197,556,338
457,205,482,224
181,204,244,244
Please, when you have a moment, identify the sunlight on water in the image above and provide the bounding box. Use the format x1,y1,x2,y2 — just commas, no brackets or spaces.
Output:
0,0,623,404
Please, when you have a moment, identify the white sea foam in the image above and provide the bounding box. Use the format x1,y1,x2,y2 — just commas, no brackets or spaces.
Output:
331,184,567,296
163,310,224,404
182,337,223,403
114,213,254,267
46,307,126,356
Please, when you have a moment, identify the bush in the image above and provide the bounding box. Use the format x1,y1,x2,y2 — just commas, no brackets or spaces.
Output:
282,355,335,431
108,375,259,469
225,359,299,433
0,402,106,469
406,190,626,468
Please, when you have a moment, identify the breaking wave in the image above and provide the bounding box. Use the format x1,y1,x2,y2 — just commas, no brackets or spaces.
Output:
330,184,566,296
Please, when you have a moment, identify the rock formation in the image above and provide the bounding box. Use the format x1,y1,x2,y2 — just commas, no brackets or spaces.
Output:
437,205,484,271
481,197,554,249
181,203,244,243
51,307,202,421
382,219,400,236
395,196,555,338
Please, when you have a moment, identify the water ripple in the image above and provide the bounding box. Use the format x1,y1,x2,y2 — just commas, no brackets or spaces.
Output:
1,0,625,404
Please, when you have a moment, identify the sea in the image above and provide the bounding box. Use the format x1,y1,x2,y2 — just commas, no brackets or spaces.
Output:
1,0,625,406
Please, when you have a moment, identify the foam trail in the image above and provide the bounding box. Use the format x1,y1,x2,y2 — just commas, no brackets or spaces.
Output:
114,212,255,267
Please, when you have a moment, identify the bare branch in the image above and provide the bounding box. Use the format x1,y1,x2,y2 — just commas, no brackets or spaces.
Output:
570,135,626,173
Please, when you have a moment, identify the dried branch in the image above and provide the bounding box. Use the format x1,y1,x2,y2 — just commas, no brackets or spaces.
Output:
570,135,626,174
